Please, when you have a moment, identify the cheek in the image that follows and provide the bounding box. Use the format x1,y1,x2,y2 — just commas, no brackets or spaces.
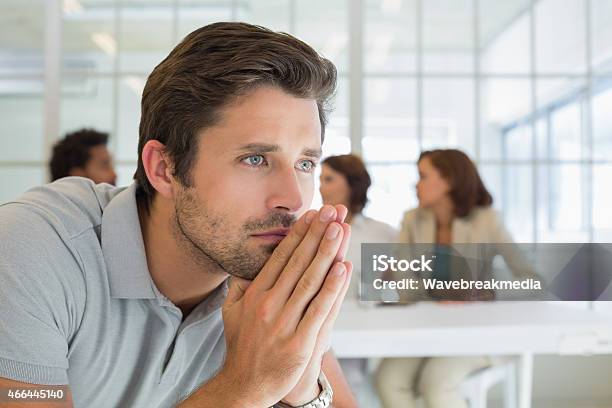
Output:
324,181,339,197
419,180,438,200
429,179,448,198
301,177,315,208
344,183,352,198
193,176,248,223
322,181,346,204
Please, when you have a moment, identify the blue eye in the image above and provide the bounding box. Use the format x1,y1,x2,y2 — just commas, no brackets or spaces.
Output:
242,155,266,167
297,160,316,173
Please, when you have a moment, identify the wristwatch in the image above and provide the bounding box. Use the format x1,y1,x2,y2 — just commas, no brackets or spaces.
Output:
275,372,333,408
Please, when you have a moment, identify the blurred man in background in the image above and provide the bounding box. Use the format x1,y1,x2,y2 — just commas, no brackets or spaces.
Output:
49,128,117,185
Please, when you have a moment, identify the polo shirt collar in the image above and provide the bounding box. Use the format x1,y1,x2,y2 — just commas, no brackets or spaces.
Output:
101,183,156,299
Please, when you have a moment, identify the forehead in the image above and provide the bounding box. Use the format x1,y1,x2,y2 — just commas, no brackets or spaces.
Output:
418,157,434,170
321,163,341,176
198,86,322,153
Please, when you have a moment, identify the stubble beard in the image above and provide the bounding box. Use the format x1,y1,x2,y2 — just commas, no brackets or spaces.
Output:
172,186,296,280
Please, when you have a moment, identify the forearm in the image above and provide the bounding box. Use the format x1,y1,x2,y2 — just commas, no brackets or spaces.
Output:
180,366,346,408
179,371,317,408
321,351,358,408
178,371,257,408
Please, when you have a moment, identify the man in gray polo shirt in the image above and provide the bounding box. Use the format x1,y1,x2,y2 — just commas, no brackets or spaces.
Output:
0,22,358,408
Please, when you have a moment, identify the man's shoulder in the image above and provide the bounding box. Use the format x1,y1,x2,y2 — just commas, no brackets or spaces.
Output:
0,182,102,320
0,178,125,321
0,177,124,239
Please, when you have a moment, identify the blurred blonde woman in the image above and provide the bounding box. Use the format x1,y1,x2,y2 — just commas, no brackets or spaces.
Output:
375,149,537,408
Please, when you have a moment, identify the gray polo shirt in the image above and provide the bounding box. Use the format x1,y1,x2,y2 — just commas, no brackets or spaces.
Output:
0,178,228,407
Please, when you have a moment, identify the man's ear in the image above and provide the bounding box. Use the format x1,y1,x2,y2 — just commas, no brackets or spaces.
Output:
141,140,175,199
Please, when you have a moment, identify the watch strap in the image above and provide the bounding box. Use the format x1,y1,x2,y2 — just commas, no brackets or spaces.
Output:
275,372,333,408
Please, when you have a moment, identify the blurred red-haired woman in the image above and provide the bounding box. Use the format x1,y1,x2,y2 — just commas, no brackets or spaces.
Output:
376,149,538,408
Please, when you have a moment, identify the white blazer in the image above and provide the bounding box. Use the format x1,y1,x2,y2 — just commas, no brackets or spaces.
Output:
398,206,539,283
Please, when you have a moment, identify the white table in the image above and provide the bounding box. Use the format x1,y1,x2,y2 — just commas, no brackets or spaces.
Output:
331,301,612,408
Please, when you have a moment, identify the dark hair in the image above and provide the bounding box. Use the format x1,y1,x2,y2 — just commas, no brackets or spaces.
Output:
49,128,109,181
135,22,337,207
418,149,493,217
322,154,371,215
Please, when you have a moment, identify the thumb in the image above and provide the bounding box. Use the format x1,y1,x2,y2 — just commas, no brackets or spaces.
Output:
225,276,252,306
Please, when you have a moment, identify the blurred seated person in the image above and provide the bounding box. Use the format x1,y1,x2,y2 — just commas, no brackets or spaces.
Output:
319,154,398,300
319,154,397,393
375,149,538,408
50,128,117,185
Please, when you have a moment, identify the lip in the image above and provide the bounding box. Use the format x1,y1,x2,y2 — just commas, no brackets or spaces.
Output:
252,235,285,244
250,228,290,244
251,228,290,237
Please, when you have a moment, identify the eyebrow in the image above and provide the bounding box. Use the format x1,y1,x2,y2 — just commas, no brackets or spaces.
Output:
235,143,322,159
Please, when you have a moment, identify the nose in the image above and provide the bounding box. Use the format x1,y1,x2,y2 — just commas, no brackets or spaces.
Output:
265,164,304,213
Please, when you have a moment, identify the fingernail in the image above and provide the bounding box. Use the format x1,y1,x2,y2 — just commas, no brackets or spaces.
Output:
304,211,315,225
325,223,340,240
320,206,335,222
331,263,345,276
